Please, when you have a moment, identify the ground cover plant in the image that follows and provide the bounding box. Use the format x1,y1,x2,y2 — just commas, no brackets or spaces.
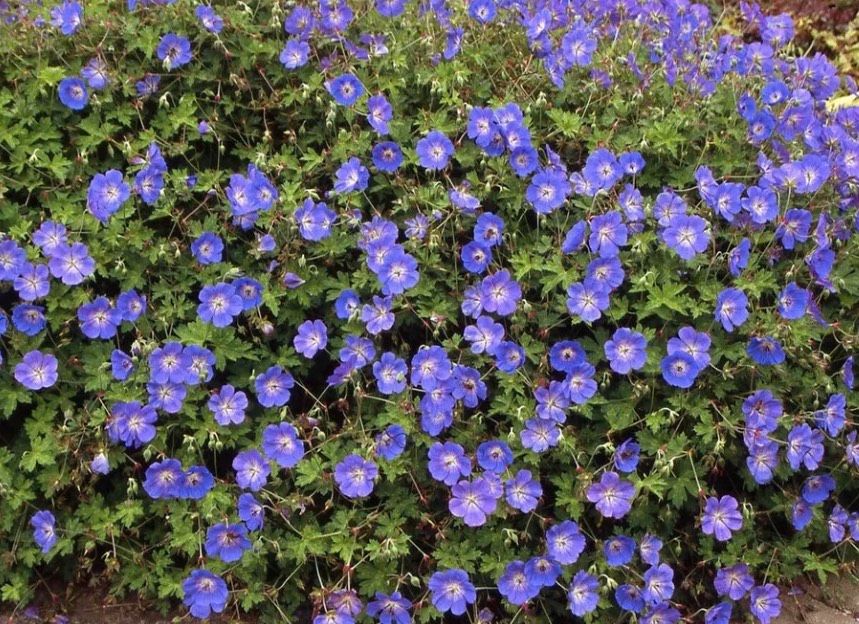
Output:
1,0,858,622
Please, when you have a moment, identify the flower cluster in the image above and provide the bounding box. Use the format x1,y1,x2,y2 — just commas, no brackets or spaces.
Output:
5,0,859,622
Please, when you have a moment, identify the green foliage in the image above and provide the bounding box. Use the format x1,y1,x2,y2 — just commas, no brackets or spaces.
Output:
0,0,858,623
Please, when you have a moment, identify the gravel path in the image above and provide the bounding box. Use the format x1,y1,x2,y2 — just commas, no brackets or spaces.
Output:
775,576,859,624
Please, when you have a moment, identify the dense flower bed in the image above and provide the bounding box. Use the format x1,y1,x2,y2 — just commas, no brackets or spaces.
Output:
1,0,858,622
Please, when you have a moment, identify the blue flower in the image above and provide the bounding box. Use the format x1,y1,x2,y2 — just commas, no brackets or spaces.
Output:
135,74,161,97
366,592,411,624
255,365,294,408
375,0,406,18
294,319,328,359
701,495,743,541
134,166,164,206
233,449,270,491
641,603,681,624
450,182,481,212
14,350,58,390
378,249,419,295
157,33,193,70
714,287,749,332
505,469,542,512
12,304,47,336
50,0,83,34
604,328,647,374
180,465,214,500
480,269,521,316
661,351,699,389
339,335,375,368
714,563,753,600
498,560,539,605
334,454,378,498
472,214,503,247
117,289,147,321
327,73,365,106
197,282,243,327
666,326,711,370
640,534,662,566
416,130,454,170
428,569,475,616
361,295,395,335
615,584,644,613
30,510,57,554
366,94,392,134
148,341,189,384
534,380,570,424
777,282,809,319
560,23,597,68
191,232,224,265
182,569,228,619
77,296,120,339
614,438,640,472
334,157,370,193
207,385,247,426
801,473,835,505
589,211,628,257
661,214,710,260
567,570,599,616
742,186,779,224
372,352,408,394
262,422,304,468
32,221,67,257
549,340,586,373
604,534,636,566
405,215,428,240
205,523,251,563
467,0,495,23
461,241,492,274
464,315,504,355
520,417,560,453
749,584,782,624
295,198,337,241
87,170,130,222
642,563,674,605
494,340,525,373
586,471,634,519
375,424,407,460
372,141,404,172
181,344,214,384
58,77,89,110
476,439,512,473
566,280,609,322
108,401,157,448
545,519,586,564
195,5,223,33
147,381,186,413
233,277,263,311
284,5,315,36
13,263,50,301
143,458,184,499
709,182,744,223
563,361,597,404
705,603,733,624
451,365,486,407
410,345,452,391
90,452,110,475
747,336,785,366
525,555,561,588
776,208,812,249
815,393,846,436
526,168,570,214
238,493,264,531
427,441,470,486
